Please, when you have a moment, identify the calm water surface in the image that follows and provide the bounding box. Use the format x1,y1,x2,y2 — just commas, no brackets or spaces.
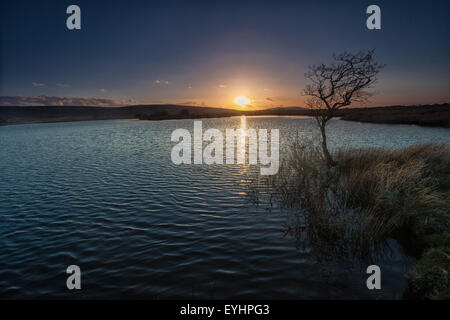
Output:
1,117,449,299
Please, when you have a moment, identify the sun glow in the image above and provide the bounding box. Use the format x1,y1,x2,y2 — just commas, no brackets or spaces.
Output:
234,96,251,108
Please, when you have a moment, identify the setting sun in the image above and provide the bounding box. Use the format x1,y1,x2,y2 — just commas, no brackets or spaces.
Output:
234,96,251,108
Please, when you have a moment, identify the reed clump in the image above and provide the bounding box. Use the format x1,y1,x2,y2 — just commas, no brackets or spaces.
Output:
247,142,449,299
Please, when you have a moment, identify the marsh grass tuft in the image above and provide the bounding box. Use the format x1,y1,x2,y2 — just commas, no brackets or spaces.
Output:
246,141,449,297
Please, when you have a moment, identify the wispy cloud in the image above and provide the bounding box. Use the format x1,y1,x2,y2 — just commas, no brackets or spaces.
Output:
155,80,169,85
218,84,227,88
56,83,71,88
0,95,131,107
180,101,199,106
32,82,45,87
121,96,139,105
99,88,107,92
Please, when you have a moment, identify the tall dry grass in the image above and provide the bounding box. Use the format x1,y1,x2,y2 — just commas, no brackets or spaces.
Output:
336,144,449,240
246,141,450,264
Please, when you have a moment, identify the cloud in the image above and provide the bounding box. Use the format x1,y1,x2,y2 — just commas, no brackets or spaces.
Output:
32,82,45,87
99,88,107,92
0,95,131,107
121,96,139,105
266,97,274,101
218,84,227,88
180,101,199,106
56,83,71,88
155,80,169,85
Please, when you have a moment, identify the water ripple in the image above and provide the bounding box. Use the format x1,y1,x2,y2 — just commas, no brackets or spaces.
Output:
1,118,447,299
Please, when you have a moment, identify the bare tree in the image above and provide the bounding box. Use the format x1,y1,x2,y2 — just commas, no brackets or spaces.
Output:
303,50,384,166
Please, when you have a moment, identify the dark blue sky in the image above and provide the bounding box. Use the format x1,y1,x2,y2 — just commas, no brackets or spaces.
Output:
1,0,449,107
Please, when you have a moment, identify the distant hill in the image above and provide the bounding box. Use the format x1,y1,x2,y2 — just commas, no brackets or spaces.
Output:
338,104,450,127
1,103,449,127
245,104,450,127
0,105,241,125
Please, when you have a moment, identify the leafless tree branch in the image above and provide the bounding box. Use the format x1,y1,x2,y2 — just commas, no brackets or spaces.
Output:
303,50,384,165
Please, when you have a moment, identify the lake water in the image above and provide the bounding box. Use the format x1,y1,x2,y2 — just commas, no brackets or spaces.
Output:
0,117,449,299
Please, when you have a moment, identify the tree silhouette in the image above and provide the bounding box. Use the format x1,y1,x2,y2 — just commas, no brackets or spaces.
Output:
304,50,384,165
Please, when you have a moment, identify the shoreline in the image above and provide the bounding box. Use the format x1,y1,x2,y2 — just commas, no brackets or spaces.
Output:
1,103,449,127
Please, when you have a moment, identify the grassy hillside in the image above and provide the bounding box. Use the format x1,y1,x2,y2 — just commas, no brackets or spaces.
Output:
339,104,450,127
0,105,241,125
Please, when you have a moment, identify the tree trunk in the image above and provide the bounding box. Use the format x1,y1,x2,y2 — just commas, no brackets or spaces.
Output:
319,123,335,166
